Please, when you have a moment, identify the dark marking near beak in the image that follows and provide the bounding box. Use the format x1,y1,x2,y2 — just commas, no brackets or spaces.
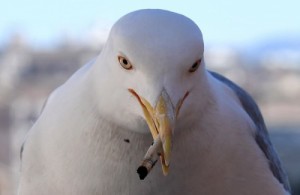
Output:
124,139,130,143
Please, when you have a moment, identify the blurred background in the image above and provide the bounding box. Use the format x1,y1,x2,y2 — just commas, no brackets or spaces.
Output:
0,0,299,194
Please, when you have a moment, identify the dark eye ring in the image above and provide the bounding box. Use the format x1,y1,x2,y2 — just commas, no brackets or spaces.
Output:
189,59,201,73
118,56,133,70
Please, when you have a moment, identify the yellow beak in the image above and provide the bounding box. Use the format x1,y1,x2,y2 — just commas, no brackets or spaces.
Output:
129,89,175,175
155,92,175,174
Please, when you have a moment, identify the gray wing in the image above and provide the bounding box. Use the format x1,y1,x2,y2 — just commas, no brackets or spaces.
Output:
210,71,291,193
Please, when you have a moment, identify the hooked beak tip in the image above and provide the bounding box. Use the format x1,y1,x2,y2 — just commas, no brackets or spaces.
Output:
129,88,189,176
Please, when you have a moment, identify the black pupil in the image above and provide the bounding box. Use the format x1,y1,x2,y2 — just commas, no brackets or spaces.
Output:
123,59,128,65
192,62,198,68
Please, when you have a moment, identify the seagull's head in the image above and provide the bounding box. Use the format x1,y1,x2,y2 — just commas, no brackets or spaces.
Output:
93,9,205,174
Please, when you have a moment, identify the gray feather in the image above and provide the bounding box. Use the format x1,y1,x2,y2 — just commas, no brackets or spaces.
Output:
210,71,291,193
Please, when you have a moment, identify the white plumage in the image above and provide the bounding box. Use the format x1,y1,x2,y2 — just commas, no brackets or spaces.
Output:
18,9,290,194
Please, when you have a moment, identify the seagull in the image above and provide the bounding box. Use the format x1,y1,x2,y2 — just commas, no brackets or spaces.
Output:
18,9,291,195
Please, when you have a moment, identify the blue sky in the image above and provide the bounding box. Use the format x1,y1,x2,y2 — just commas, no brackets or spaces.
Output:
1,0,299,48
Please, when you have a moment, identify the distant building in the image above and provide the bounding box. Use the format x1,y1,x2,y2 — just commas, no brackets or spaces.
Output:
261,49,300,71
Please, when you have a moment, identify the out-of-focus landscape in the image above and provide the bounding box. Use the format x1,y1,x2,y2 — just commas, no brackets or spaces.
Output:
0,32,299,194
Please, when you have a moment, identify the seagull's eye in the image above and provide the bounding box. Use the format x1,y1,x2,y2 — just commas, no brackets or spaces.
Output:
189,59,201,73
118,56,133,70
